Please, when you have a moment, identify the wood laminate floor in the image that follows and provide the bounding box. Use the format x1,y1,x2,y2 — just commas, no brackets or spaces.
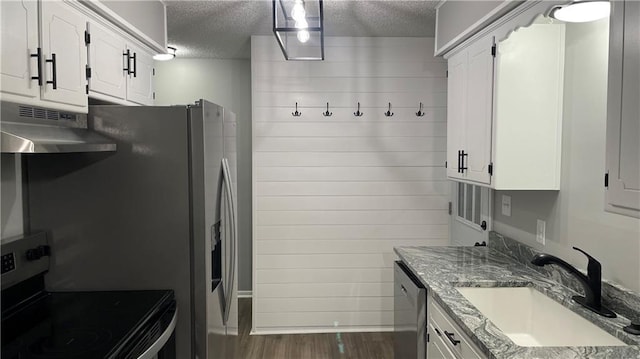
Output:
236,298,394,359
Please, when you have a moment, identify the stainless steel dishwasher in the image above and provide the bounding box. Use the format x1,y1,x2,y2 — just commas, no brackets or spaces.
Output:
394,260,427,359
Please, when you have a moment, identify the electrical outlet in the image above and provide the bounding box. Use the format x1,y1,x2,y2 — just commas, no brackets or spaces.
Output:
536,219,546,245
501,195,512,217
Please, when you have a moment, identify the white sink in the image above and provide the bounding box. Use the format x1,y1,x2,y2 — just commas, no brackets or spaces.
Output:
456,286,626,347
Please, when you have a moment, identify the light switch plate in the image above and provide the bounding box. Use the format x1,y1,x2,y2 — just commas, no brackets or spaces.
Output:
501,195,512,217
536,219,546,245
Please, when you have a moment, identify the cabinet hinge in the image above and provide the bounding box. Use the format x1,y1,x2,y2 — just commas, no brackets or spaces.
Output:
448,201,452,215
427,333,430,343
488,163,493,175
446,70,448,78
491,44,496,57
153,68,155,76
85,66,92,79
604,172,609,188
445,161,447,168
84,31,91,45
153,92,156,100
85,84,89,95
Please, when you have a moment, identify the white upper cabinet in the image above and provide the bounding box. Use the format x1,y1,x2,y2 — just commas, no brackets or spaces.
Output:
87,21,127,100
86,20,154,105
0,0,161,112
446,35,494,185
606,0,640,217
0,0,39,100
40,0,88,108
125,42,155,106
445,6,566,190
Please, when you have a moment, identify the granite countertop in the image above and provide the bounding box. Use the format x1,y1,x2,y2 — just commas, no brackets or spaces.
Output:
394,246,640,359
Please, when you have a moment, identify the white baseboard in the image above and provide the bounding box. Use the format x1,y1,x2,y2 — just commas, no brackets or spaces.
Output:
250,326,394,335
238,290,253,298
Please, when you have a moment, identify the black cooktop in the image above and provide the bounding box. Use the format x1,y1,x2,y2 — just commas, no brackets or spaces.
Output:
1,289,174,359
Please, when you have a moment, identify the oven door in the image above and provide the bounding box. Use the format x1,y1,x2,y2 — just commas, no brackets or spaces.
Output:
119,301,178,359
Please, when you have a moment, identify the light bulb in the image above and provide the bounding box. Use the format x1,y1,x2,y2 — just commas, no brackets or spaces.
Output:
291,0,306,22
297,30,310,43
552,1,610,23
295,18,308,29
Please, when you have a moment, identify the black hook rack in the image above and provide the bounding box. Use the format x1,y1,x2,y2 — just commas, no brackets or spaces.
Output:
416,102,425,117
323,102,332,117
292,102,301,117
384,102,394,117
354,102,364,117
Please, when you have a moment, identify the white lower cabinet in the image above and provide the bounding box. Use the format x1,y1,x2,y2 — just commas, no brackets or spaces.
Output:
427,293,485,359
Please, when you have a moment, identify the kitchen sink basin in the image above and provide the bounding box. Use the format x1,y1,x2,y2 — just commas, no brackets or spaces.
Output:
456,286,626,347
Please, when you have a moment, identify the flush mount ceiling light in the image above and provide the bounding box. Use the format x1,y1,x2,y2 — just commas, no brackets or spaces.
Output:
550,1,610,23
153,46,177,61
273,0,324,60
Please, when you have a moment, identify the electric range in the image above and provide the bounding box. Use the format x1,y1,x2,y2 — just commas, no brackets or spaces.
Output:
1,233,177,359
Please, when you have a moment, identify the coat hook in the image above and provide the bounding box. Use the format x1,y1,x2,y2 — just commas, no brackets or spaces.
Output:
292,102,301,117
384,102,394,117
323,102,333,117
416,102,425,117
354,102,363,117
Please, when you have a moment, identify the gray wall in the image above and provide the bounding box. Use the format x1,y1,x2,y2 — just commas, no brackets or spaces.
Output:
154,58,253,292
1,154,23,240
493,18,640,293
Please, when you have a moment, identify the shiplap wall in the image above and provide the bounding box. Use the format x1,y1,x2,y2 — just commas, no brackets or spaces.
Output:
251,36,449,334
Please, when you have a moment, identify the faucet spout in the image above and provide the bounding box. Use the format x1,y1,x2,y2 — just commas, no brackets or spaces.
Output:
531,247,616,318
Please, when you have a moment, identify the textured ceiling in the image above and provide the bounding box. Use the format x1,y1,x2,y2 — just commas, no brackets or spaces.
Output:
165,0,439,59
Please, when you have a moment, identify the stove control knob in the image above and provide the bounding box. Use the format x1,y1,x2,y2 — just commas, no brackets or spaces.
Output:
26,245,51,261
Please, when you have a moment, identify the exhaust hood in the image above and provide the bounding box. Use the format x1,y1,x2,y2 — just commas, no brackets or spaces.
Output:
1,103,116,153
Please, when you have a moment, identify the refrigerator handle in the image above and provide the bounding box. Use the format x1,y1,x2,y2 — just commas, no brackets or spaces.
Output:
221,158,236,326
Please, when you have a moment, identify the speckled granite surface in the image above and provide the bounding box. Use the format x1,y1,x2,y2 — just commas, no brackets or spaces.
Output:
394,241,640,358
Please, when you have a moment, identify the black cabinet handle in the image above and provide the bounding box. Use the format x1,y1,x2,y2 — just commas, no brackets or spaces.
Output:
434,327,442,336
131,52,137,77
481,220,487,231
444,330,460,346
123,49,131,74
31,47,43,86
45,53,57,89
457,150,462,173
460,151,468,173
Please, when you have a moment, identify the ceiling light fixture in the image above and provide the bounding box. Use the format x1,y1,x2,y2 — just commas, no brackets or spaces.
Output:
550,1,610,23
153,46,177,61
273,0,324,60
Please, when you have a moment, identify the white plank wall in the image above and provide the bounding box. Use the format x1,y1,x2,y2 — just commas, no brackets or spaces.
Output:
251,36,449,334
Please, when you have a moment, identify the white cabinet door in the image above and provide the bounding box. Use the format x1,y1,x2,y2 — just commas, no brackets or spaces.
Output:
447,50,467,180
606,0,640,217
40,1,88,108
0,0,39,99
126,43,155,105
446,35,494,185
87,21,127,100
464,36,494,185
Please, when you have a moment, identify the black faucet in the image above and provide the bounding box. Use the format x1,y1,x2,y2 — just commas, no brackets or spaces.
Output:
531,247,616,318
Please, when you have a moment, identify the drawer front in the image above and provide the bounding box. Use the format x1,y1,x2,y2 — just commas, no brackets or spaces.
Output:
428,322,457,359
430,300,483,359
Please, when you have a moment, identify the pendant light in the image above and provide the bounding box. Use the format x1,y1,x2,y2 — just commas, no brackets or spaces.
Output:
550,1,610,23
273,0,324,60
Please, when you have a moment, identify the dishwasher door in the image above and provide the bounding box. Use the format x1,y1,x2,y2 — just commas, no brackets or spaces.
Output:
394,261,427,359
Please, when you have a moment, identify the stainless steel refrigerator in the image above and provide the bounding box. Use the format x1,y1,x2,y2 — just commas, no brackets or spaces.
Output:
25,99,238,359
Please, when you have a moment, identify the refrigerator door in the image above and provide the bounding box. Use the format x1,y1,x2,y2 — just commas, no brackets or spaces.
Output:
189,100,225,359
223,108,238,336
